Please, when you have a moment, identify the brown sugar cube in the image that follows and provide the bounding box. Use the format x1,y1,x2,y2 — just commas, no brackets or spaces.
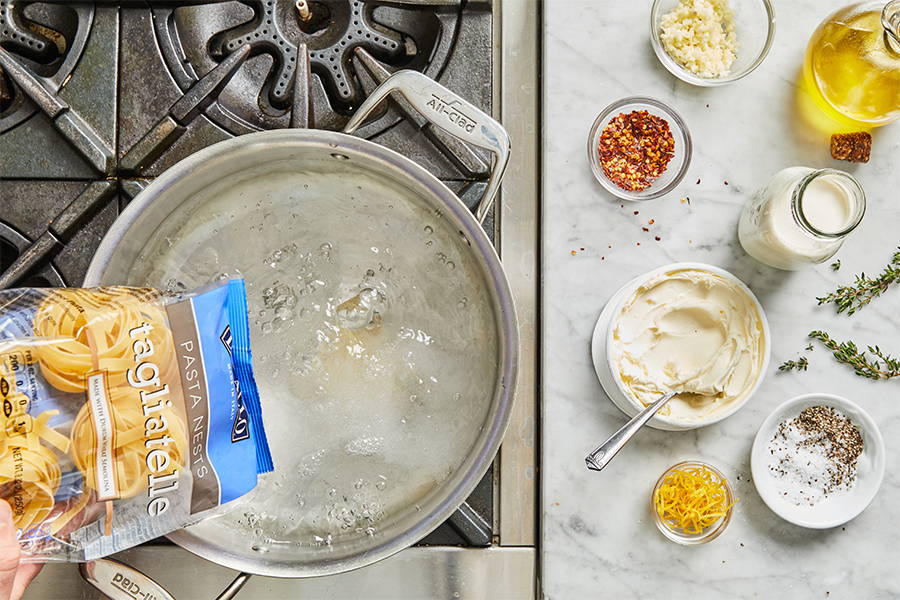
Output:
830,132,872,163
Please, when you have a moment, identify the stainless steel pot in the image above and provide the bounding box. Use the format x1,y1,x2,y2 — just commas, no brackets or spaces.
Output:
80,70,516,599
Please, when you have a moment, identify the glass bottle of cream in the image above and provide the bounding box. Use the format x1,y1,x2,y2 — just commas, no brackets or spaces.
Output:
739,168,865,270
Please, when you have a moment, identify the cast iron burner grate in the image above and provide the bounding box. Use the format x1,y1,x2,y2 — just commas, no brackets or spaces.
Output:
153,0,460,135
0,0,60,65
211,0,405,110
0,2,93,132
0,221,63,287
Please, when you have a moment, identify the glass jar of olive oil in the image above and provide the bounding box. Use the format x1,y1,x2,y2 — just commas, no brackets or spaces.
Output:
804,0,900,127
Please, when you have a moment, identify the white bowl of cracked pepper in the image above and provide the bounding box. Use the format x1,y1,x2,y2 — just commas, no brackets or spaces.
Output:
587,96,692,201
751,393,885,529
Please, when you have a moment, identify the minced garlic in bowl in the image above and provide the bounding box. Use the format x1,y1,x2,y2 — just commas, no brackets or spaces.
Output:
650,0,776,86
659,0,738,79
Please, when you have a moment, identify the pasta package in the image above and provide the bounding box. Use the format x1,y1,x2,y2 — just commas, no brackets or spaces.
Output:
0,279,273,561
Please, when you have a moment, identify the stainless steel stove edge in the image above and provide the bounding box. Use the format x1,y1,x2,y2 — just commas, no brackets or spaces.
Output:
33,546,536,600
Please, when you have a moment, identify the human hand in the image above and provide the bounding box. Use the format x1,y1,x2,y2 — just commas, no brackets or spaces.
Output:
0,501,42,600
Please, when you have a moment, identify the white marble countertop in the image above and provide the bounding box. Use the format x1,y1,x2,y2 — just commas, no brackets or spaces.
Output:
541,1,900,598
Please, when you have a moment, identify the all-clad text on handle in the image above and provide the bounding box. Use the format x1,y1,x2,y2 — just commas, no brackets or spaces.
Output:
344,70,511,224
80,558,176,600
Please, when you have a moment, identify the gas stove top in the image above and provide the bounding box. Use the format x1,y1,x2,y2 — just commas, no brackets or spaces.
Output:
0,0,494,287
0,1,537,597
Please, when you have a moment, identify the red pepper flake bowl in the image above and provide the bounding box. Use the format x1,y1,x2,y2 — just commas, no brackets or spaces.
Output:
587,97,692,202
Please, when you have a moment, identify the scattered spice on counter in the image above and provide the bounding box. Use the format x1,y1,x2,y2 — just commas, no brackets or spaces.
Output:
648,219,655,225
724,180,729,185
767,406,863,506
696,178,701,184
598,111,675,192
655,236,662,242
831,132,872,163
830,259,842,271
680,196,691,205
659,0,738,79
642,227,650,232
570,250,577,255
654,464,735,534
634,210,640,215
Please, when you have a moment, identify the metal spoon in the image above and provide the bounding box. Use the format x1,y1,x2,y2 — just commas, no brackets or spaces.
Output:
585,391,677,472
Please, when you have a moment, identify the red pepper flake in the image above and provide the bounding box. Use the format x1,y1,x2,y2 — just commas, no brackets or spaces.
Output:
580,247,585,251
608,245,612,249
598,110,675,192
570,250,577,255
724,180,729,185
696,178,701,185
601,256,605,260
636,242,641,246
642,227,649,232
648,219,655,225
655,236,661,241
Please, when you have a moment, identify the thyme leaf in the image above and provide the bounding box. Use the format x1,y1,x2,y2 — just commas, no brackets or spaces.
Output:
809,330,900,380
779,357,809,372
817,248,900,315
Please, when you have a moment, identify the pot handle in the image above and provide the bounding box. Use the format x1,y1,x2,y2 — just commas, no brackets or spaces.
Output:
79,558,177,600
79,558,252,600
343,69,510,224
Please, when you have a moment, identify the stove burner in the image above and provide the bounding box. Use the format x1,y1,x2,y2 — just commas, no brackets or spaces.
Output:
153,0,460,136
210,0,404,111
0,2,93,133
0,1,61,65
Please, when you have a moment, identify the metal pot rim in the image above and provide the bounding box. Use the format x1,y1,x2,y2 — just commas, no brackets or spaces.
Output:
84,129,518,579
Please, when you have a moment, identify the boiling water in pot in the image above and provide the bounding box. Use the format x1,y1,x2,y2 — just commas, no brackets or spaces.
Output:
127,167,498,552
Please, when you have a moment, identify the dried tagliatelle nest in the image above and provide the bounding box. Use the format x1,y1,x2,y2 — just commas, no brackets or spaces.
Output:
0,281,272,562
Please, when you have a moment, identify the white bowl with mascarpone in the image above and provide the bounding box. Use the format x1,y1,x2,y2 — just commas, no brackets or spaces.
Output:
591,263,770,430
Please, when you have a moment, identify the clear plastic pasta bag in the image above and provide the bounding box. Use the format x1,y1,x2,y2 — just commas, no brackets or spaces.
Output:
0,279,273,562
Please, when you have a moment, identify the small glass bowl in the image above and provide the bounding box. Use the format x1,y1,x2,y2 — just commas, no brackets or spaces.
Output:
587,97,691,201
650,0,776,86
651,461,735,545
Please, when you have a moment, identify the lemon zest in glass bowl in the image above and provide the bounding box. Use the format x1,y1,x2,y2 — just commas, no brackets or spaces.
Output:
654,465,736,534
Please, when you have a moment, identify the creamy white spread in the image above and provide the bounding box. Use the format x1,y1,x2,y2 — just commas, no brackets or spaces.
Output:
611,268,765,423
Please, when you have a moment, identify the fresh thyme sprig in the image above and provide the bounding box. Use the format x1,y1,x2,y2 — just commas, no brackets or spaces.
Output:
817,248,900,315
809,330,900,380
778,357,809,372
